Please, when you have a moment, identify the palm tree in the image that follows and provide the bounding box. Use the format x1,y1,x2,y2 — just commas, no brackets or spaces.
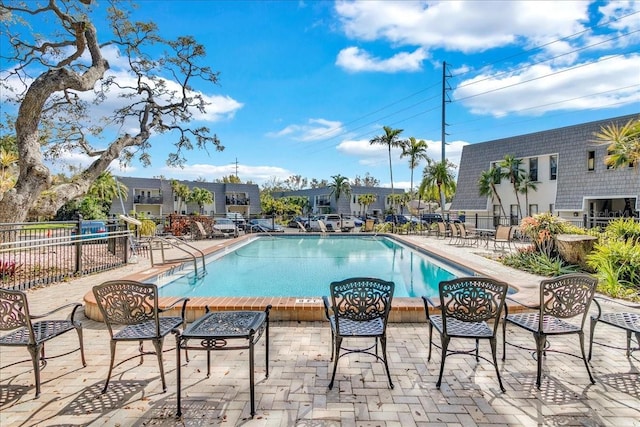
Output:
477,167,507,218
499,154,526,220
87,171,128,204
518,176,538,217
170,179,191,214
0,148,18,194
187,187,213,214
357,194,377,216
593,116,640,172
421,159,457,218
328,174,351,209
369,126,406,194
401,137,430,196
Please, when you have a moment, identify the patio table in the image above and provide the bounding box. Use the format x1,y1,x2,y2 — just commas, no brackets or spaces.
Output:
474,228,496,248
174,305,271,417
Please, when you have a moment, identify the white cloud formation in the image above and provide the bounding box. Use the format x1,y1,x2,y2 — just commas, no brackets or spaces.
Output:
454,54,640,117
161,164,293,184
336,46,428,73
266,118,344,141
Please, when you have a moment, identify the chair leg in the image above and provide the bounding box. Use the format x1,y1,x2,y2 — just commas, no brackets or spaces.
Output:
626,330,632,357
635,332,640,357
436,335,450,390
588,317,597,361
152,338,168,392
380,336,393,389
328,336,342,390
138,340,145,365
329,330,335,361
27,344,42,398
428,323,433,361
75,325,87,367
534,333,546,389
103,340,117,393
502,321,507,361
578,332,595,385
490,337,505,392
475,338,480,361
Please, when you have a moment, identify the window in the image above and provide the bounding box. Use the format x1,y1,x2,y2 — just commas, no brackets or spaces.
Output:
549,155,557,180
587,151,595,171
549,204,554,214
529,204,538,216
529,157,538,181
510,204,519,225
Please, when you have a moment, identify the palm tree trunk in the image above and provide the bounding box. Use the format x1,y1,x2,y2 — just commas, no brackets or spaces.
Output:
388,145,394,194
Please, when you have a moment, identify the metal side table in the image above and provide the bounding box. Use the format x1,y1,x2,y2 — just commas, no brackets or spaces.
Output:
174,305,271,418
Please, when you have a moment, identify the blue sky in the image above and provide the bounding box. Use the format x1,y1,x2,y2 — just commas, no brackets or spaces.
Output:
3,0,640,190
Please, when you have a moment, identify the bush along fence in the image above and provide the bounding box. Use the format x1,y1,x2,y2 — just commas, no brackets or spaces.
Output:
0,218,133,291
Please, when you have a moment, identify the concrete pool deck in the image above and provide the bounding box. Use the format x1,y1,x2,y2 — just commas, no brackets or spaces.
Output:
2,232,639,426
82,232,544,323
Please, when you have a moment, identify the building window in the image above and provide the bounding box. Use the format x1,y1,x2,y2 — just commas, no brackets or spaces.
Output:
549,155,557,180
529,204,538,216
549,204,554,214
587,151,595,171
529,157,538,181
510,204,519,225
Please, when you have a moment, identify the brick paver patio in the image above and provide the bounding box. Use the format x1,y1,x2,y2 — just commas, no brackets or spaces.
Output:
1,235,638,426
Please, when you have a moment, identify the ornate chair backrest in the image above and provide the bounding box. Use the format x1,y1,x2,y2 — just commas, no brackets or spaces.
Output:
539,274,597,329
439,277,509,336
93,280,160,337
330,277,394,335
0,288,35,344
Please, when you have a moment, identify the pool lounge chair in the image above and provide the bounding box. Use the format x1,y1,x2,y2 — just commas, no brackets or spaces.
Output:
317,220,329,234
296,221,309,232
493,225,513,250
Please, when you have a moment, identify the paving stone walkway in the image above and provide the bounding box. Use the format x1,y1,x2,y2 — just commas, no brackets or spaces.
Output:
1,235,639,426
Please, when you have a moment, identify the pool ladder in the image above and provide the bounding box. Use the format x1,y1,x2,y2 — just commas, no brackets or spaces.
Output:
148,236,207,279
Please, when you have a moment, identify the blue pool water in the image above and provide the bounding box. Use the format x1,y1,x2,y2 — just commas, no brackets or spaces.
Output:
157,235,475,298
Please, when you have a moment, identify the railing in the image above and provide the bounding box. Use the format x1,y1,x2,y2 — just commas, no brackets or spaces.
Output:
148,236,207,279
467,214,640,230
0,222,132,291
134,195,163,204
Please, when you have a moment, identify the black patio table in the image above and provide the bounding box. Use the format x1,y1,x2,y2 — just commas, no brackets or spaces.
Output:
174,305,271,418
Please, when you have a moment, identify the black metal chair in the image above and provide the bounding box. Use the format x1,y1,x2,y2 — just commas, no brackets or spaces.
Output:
92,280,188,393
322,277,394,389
503,273,598,388
422,277,509,392
0,288,86,398
589,296,640,360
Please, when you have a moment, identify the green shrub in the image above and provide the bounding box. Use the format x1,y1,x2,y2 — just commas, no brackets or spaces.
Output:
519,212,584,257
501,246,579,276
586,238,640,295
603,217,640,243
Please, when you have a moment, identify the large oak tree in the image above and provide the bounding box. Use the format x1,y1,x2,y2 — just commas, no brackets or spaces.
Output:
0,0,224,222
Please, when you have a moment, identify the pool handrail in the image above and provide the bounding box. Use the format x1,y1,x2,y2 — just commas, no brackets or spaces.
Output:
148,236,207,278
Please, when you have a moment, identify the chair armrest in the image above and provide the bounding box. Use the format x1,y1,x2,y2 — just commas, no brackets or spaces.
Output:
322,296,332,320
505,296,539,310
160,297,189,320
592,296,640,321
421,296,439,320
30,302,83,322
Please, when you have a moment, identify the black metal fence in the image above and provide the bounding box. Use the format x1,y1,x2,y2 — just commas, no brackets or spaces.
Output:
0,219,133,291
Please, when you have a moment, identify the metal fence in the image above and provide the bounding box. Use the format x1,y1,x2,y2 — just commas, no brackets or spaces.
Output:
0,219,133,291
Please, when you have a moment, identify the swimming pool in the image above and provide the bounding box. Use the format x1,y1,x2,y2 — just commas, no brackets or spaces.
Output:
156,235,475,299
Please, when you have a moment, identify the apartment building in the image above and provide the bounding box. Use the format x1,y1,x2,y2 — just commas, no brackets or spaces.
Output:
450,114,639,225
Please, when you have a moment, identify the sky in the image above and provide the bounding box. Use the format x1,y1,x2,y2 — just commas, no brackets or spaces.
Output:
2,0,640,191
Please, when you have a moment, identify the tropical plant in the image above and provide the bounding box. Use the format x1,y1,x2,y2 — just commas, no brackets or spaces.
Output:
477,166,507,218
421,159,457,218
592,116,640,172
187,187,213,214
0,1,224,222
0,148,18,195
0,258,20,280
388,193,409,214
87,171,128,207
139,219,157,237
501,249,578,277
357,194,377,215
401,137,430,195
518,176,538,217
587,233,640,295
369,126,406,194
328,174,351,205
171,180,191,214
602,217,640,244
519,212,571,257
499,154,526,220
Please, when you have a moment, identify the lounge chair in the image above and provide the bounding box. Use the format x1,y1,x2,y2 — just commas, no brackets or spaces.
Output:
454,223,479,246
296,221,308,232
493,225,513,250
436,222,451,239
317,220,329,234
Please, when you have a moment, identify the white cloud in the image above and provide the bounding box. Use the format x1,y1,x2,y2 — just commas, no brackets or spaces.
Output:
161,163,293,184
266,118,343,141
454,54,640,117
336,46,428,73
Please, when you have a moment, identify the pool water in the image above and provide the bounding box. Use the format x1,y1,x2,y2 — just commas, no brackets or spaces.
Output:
157,235,474,298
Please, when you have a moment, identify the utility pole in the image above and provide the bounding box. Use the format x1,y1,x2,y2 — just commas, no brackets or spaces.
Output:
234,158,239,179
441,61,451,162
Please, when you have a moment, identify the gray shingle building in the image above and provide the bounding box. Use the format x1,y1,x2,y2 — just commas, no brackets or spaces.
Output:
450,114,639,224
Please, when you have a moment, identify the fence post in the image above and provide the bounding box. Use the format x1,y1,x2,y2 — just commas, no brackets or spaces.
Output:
583,214,588,229
74,214,83,275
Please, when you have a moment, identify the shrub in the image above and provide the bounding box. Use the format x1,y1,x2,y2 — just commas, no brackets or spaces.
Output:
519,213,576,257
603,217,640,244
0,258,20,279
586,238,640,296
501,246,579,276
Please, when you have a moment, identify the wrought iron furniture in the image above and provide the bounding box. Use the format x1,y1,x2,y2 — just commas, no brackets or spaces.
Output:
322,277,394,389
589,296,640,359
0,288,86,398
503,273,598,388
422,277,509,392
92,280,189,393
174,305,271,418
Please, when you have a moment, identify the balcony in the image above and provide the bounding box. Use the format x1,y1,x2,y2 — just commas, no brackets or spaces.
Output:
134,195,163,204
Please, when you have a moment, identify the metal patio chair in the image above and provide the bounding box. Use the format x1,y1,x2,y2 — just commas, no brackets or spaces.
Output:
503,273,598,388
92,280,189,393
589,296,640,359
0,288,86,398
422,277,509,392
323,277,394,389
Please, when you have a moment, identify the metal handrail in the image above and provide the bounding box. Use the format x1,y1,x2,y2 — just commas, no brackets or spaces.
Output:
148,236,207,278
